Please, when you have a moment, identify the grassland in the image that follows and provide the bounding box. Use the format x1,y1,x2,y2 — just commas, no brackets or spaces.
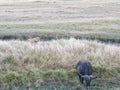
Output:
0,0,120,89
0,19,120,43
0,0,120,42
0,39,120,89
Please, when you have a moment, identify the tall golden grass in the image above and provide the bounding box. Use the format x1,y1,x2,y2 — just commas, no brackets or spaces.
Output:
0,38,120,72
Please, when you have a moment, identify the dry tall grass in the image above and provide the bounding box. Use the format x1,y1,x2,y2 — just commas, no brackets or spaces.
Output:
0,38,120,72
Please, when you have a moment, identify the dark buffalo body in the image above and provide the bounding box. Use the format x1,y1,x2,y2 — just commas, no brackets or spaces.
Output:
76,60,96,86
76,61,92,75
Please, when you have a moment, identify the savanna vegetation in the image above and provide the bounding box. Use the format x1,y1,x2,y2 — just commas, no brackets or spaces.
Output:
0,20,120,43
0,0,120,89
0,39,120,89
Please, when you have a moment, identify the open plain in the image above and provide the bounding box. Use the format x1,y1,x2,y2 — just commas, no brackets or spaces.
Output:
0,0,120,89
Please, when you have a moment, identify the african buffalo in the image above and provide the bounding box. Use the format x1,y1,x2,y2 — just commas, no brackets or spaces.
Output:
76,60,96,86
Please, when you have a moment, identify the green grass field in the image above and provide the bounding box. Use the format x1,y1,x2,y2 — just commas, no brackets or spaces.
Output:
0,20,120,42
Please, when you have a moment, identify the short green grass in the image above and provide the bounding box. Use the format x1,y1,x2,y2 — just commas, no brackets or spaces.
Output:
0,69,120,90
0,19,120,42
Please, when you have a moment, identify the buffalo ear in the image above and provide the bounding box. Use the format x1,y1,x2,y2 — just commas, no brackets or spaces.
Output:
90,75,97,80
